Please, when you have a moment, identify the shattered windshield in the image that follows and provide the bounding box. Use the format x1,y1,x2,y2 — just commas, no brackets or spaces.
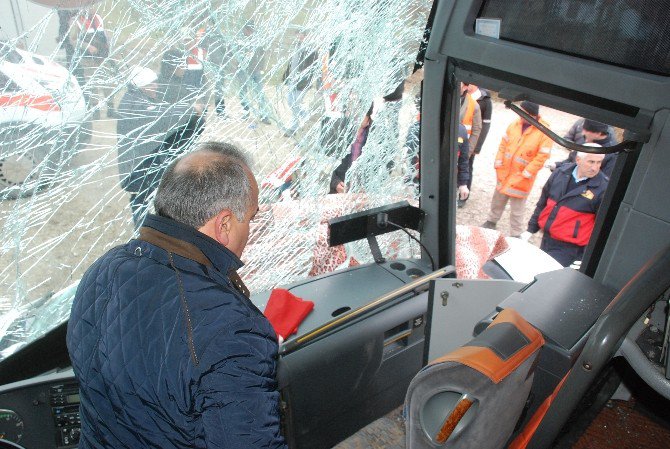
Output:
0,0,432,360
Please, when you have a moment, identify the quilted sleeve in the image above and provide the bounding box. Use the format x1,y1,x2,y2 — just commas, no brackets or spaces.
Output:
195,316,287,449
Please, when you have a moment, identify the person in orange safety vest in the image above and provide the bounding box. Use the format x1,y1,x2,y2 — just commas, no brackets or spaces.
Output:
458,82,481,207
482,101,552,237
459,82,482,157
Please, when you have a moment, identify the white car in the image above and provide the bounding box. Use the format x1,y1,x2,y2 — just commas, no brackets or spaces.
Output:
0,43,88,198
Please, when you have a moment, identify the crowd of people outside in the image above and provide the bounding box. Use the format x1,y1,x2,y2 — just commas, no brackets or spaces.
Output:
326,77,616,269
57,11,325,227
479,101,614,267
56,8,619,269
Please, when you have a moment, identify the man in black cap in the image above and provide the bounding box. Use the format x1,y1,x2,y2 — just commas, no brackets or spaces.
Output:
551,118,619,177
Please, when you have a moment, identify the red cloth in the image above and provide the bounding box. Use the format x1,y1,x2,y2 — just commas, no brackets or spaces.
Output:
264,289,314,340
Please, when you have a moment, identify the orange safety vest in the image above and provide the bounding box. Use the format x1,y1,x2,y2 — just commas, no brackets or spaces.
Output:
461,93,477,137
495,118,553,199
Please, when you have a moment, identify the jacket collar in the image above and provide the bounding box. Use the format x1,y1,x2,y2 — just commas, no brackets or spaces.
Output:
140,214,244,273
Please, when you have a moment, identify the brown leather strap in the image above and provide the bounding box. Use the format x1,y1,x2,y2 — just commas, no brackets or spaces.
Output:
228,269,250,298
139,227,211,266
138,227,250,298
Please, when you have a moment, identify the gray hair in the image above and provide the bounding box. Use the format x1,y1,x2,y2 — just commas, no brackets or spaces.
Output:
154,142,253,228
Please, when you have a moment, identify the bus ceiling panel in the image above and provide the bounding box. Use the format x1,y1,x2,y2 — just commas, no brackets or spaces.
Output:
426,0,670,113
451,62,655,134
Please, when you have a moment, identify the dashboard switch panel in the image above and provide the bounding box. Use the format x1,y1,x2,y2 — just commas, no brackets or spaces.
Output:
50,383,81,448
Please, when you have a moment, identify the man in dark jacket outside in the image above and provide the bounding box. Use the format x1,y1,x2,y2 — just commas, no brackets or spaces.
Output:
235,22,272,124
158,49,206,149
456,124,471,202
551,118,618,177
403,117,470,197
284,28,318,134
67,142,287,449
461,84,492,206
521,149,608,267
116,66,195,227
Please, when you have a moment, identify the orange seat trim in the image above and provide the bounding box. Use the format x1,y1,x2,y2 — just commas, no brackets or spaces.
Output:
431,308,545,384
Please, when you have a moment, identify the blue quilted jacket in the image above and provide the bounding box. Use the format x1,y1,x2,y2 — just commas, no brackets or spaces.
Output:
67,214,286,448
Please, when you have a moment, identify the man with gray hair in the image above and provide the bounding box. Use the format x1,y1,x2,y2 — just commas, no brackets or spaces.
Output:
67,142,287,448
522,148,609,266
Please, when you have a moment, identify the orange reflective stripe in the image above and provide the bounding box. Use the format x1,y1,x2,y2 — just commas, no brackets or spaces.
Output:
432,309,544,384
461,94,476,136
502,187,529,198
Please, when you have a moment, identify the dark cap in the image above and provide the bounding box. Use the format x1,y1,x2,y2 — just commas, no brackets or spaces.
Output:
582,119,609,135
520,101,539,116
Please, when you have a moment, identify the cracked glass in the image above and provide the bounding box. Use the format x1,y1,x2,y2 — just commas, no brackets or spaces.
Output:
0,0,432,360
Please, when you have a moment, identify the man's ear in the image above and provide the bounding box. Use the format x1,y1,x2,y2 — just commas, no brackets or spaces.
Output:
213,209,233,247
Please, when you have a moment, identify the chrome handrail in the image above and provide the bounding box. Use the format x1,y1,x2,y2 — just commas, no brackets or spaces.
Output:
280,266,454,355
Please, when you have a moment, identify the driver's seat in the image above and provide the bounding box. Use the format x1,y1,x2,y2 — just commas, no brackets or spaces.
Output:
405,308,544,448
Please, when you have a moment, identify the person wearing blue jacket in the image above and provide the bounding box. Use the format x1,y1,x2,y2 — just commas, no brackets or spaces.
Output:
67,142,287,449
523,150,609,267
